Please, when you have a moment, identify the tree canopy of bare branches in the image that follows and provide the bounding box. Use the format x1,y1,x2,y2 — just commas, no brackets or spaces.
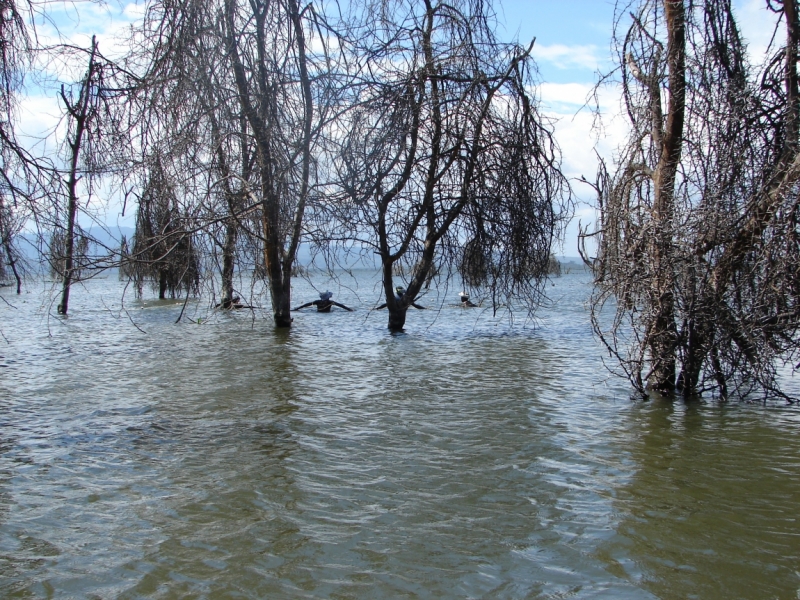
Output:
124,0,342,325
4,0,569,331
581,0,800,401
0,0,39,293
129,157,201,299
55,36,125,314
324,0,569,330
1,2,134,303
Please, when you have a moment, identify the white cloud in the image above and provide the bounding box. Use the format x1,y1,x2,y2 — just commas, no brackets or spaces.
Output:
123,2,146,20
23,3,143,87
538,82,627,176
538,82,594,108
17,94,64,146
308,33,341,56
531,43,605,71
552,1,781,258
541,82,629,258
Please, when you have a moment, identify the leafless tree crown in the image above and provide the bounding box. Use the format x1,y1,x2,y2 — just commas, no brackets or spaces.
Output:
320,0,569,329
581,0,800,401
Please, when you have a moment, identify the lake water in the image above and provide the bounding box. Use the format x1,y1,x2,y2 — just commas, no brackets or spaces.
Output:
1,269,800,599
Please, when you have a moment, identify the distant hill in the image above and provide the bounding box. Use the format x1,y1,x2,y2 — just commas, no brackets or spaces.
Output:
85,226,136,251
7,228,589,276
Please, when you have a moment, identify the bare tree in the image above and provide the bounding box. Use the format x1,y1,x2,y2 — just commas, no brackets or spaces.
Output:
51,36,137,314
582,0,800,400
2,1,131,300
327,0,569,330
118,0,242,308
221,0,324,326
130,158,200,300
126,0,340,324
0,0,48,294
119,234,132,280
56,36,103,315
49,228,88,278
193,52,256,310
0,194,23,293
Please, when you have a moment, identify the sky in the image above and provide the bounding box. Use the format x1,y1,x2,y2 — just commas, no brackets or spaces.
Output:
17,0,781,257
500,0,622,256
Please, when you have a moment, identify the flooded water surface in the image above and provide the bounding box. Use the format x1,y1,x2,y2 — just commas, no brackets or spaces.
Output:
1,271,800,598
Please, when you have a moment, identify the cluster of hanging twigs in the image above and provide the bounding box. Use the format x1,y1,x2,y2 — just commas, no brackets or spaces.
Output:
581,0,800,402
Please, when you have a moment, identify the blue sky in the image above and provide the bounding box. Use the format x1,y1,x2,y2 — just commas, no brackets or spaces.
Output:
497,1,622,255
500,0,616,81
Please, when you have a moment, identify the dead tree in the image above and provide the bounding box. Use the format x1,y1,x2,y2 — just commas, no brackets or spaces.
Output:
0,0,27,294
193,52,256,310
56,37,99,314
329,0,568,330
49,228,88,278
129,0,338,324
582,0,800,400
0,194,23,293
0,2,136,302
55,36,124,314
119,235,132,280
0,0,55,293
130,159,200,300
221,0,323,326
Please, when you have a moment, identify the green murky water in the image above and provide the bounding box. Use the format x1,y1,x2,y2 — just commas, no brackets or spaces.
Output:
1,270,799,598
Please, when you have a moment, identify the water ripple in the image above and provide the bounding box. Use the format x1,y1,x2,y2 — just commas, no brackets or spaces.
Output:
1,272,798,598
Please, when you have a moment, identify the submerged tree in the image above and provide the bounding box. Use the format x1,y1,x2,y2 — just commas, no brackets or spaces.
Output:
49,227,88,279
56,37,104,315
118,234,133,280
194,62,256,310
582,0,800,400
53,36,134,314
0,194,23,293
0,0,25,295
329,0,568,330
0,0,53,294
130,0,338,325
222,0,327,326
130,159,200,299
125,0,252,310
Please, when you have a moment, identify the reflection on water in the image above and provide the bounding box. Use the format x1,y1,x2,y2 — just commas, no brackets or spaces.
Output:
0,271,799,598
600,401,800,599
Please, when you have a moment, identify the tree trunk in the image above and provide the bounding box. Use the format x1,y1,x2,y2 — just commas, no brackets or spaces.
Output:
56,193,78,314
5,241,21,295
159,270,168,299
387,306,408,331
646,0,685,393
676,267,708,397
676,319,702,397
224,0,311,328
270,275,293,327
57,36,98,316
785,0,799,154
0,197,21,294
201,89,242,311
220,220,237,308
378,267,411,328
158,269,169,300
